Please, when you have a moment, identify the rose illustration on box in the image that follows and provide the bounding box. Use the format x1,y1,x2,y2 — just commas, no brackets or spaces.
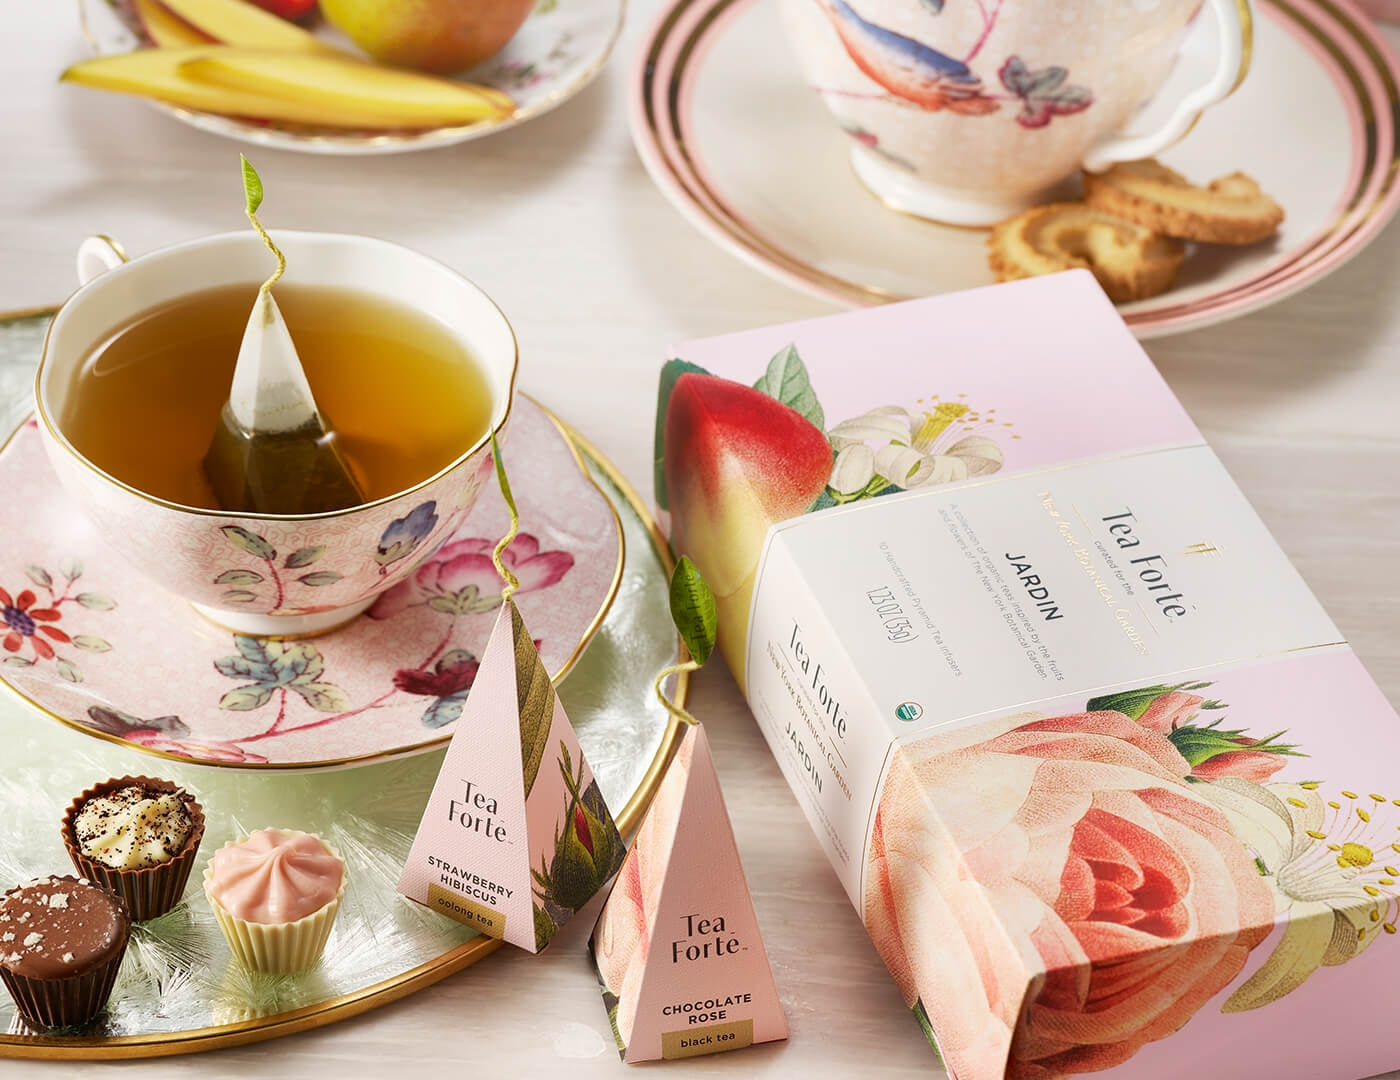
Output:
655,344,1009,687
397,437,623,952
589,558,787,1063
864,680,1399,1079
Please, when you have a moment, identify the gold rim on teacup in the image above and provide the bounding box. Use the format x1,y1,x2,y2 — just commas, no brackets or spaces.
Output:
34,231,520,638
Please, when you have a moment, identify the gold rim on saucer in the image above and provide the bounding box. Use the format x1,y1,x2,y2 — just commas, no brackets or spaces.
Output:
0,302,689,1060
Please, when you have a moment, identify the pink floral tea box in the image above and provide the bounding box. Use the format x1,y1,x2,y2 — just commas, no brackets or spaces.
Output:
652,270,1400,1080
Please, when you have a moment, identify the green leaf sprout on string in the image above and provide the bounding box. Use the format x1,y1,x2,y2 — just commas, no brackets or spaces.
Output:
240,154,285,299
653,556,716,726
491,430,522,603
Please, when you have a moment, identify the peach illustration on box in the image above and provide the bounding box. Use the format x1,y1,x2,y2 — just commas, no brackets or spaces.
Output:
656,345,1006,686
398,437,623,952
589,559,787,1062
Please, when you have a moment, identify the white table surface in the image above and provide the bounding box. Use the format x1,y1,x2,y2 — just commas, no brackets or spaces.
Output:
3,2,1400,1077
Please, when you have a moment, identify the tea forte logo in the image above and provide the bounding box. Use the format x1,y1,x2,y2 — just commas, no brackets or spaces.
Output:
1182,542,1223,558
895,702,923,722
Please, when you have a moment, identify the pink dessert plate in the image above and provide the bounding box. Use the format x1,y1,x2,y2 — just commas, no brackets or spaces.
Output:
0,395,623,770
630,0,1400,338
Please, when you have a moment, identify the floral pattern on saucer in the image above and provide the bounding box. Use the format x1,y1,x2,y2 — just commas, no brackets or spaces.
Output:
81,0,625,155
0,398,622,768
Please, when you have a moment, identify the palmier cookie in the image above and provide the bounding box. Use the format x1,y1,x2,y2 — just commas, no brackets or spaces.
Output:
987,203,1185,303
1083,159,1284,244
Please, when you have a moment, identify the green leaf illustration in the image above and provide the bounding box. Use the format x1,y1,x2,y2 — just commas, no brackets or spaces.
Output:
215,569,265,586
428,595,461,615
236,635,273,662
60,558,83,582
534,903,558,953
284,545,326,568
55,659,81,684
219,684,274,711
241,153,263,215
222,589,257,604
214,654,265,680
24,565,52,588
668,555,717,665
422,690,468,728
288,680,350,712
653,357,712,511
72,636,111,653
297,571,342,587
753,343,825,430
3,656,33,667
221,525,276,561
268,639,323,682
912,1000,944,1063
76,592,116,611
513,602,555,797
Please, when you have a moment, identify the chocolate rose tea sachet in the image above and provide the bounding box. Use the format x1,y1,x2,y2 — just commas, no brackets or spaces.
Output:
588,558,786,1063
656,270,1400,1080
202,156,366,514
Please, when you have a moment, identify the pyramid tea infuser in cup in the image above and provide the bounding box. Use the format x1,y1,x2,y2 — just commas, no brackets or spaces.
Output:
201,157,366,516
35,169,517,637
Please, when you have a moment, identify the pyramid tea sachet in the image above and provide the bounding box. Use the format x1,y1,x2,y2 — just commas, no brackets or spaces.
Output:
202,157,365,515
398,437,624,951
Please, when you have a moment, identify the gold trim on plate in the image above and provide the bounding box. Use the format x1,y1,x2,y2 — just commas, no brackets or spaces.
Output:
0,306,688,1057
76,0,627,153
638,0,1400,326
0,312,625,772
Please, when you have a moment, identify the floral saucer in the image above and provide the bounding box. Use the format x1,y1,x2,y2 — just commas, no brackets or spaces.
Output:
630,0,1400,337
77,0,624,154
0,396,623,769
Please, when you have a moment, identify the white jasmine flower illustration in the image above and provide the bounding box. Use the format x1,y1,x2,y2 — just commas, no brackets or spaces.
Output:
826,401,1005,500
1201,779,1398,1011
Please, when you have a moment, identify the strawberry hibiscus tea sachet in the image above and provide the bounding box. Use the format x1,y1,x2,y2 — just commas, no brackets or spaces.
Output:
398,435,623,952
655,270,1400,1080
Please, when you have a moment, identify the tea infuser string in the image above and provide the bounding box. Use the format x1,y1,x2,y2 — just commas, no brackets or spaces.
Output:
653,660,700,727
241,154,285,298
490,431,522,604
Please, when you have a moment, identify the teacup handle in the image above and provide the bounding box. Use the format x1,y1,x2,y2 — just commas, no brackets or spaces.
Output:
1082,0,1252,172
76,235,130,286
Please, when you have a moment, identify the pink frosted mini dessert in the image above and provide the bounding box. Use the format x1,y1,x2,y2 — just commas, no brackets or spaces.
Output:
203,828,345,974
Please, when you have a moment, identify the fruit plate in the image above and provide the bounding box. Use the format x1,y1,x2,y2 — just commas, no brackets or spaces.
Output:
76,0,626,154
0,307,687,1058
630,0,1400,338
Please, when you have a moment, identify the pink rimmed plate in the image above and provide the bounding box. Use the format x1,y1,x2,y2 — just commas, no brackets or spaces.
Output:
0,395,623,769
629,0,1400,338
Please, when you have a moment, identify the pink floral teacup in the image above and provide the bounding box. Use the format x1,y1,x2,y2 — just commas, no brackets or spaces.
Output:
779,0,1253,225
36,232,517,637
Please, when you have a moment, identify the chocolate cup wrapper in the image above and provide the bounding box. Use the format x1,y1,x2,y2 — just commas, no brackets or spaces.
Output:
203,834,346,975
0,916,129,1028
60,775,206,922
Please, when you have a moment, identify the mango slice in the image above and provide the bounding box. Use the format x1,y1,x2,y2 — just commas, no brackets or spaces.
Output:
182,51,514,123
62,48,512,128
134,0,213,48
158,0,341,54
